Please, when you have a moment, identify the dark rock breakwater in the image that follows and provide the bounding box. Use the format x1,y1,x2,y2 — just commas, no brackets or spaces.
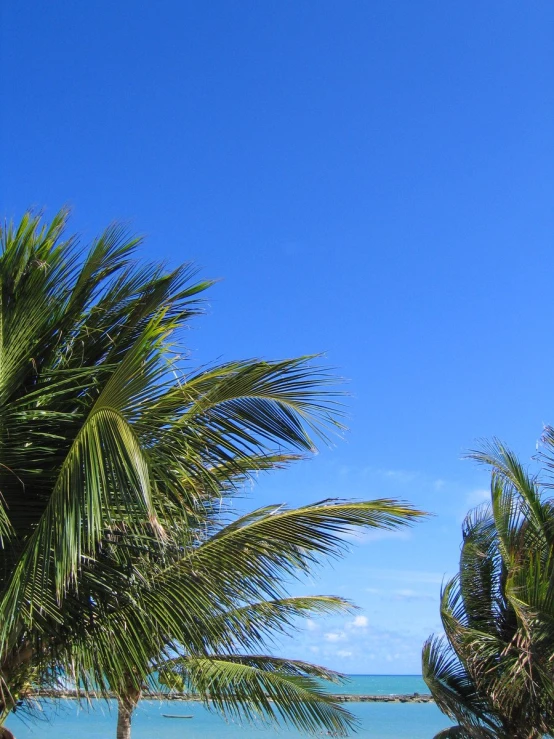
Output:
333,693,433,703
35,690,433,703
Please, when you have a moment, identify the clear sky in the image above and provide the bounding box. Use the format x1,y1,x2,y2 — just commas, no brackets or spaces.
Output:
1,1,553,674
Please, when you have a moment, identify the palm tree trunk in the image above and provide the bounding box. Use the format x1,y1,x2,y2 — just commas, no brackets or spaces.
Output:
116,688,141,739
116,700,132,739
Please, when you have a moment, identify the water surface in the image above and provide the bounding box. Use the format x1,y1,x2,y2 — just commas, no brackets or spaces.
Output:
5,676,453,738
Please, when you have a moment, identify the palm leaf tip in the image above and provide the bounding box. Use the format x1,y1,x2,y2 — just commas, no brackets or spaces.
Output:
171,656,357,737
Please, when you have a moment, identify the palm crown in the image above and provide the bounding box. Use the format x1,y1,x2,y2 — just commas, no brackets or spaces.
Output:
0,211,424,738
423,435,554,738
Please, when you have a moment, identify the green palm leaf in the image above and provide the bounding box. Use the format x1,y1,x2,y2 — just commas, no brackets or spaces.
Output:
425,435,554,738
166,656,356,737
0,212,426,739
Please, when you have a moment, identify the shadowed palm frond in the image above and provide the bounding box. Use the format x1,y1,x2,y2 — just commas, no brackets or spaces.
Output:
433,727,497,739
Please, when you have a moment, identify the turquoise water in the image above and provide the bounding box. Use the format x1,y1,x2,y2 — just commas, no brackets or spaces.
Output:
332,674,428,695
5,676,453,738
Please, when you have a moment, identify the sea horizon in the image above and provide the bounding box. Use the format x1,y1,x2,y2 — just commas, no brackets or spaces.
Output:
5,676,447,738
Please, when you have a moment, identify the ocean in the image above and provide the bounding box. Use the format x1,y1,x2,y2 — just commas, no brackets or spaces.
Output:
5,676,454,738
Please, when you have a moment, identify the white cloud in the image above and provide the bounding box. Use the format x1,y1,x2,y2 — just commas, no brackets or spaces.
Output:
393,588,436,602
365,528,412,543
466,488,490,506
341,527,412,544
378,469,418,484
364,583,439,601
324,631,347,642
351,615,368,628
365,568,447,585
457,488,491,522
305,619,318,632
336,650,353,658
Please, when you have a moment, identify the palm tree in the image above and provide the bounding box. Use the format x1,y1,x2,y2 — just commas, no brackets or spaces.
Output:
422,434,554,738
99,499,423,739
0,211,424,738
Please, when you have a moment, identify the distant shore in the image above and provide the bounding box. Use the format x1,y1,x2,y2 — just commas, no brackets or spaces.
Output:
34,690,434,704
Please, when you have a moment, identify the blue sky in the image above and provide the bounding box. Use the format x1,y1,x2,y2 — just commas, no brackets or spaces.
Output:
1,1,553,674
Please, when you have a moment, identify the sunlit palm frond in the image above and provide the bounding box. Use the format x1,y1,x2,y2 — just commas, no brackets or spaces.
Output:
165,655,356,737
156,500,425,608
0,212,427,739
192,595,353,654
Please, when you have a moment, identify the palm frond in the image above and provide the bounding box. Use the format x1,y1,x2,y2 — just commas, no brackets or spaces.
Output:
170,595,353,655
166,655,356,736
426,435,554,738
0,211,428,735
157,500,425,608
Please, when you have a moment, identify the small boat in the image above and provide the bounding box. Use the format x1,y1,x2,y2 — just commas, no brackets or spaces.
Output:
162,714,193,719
